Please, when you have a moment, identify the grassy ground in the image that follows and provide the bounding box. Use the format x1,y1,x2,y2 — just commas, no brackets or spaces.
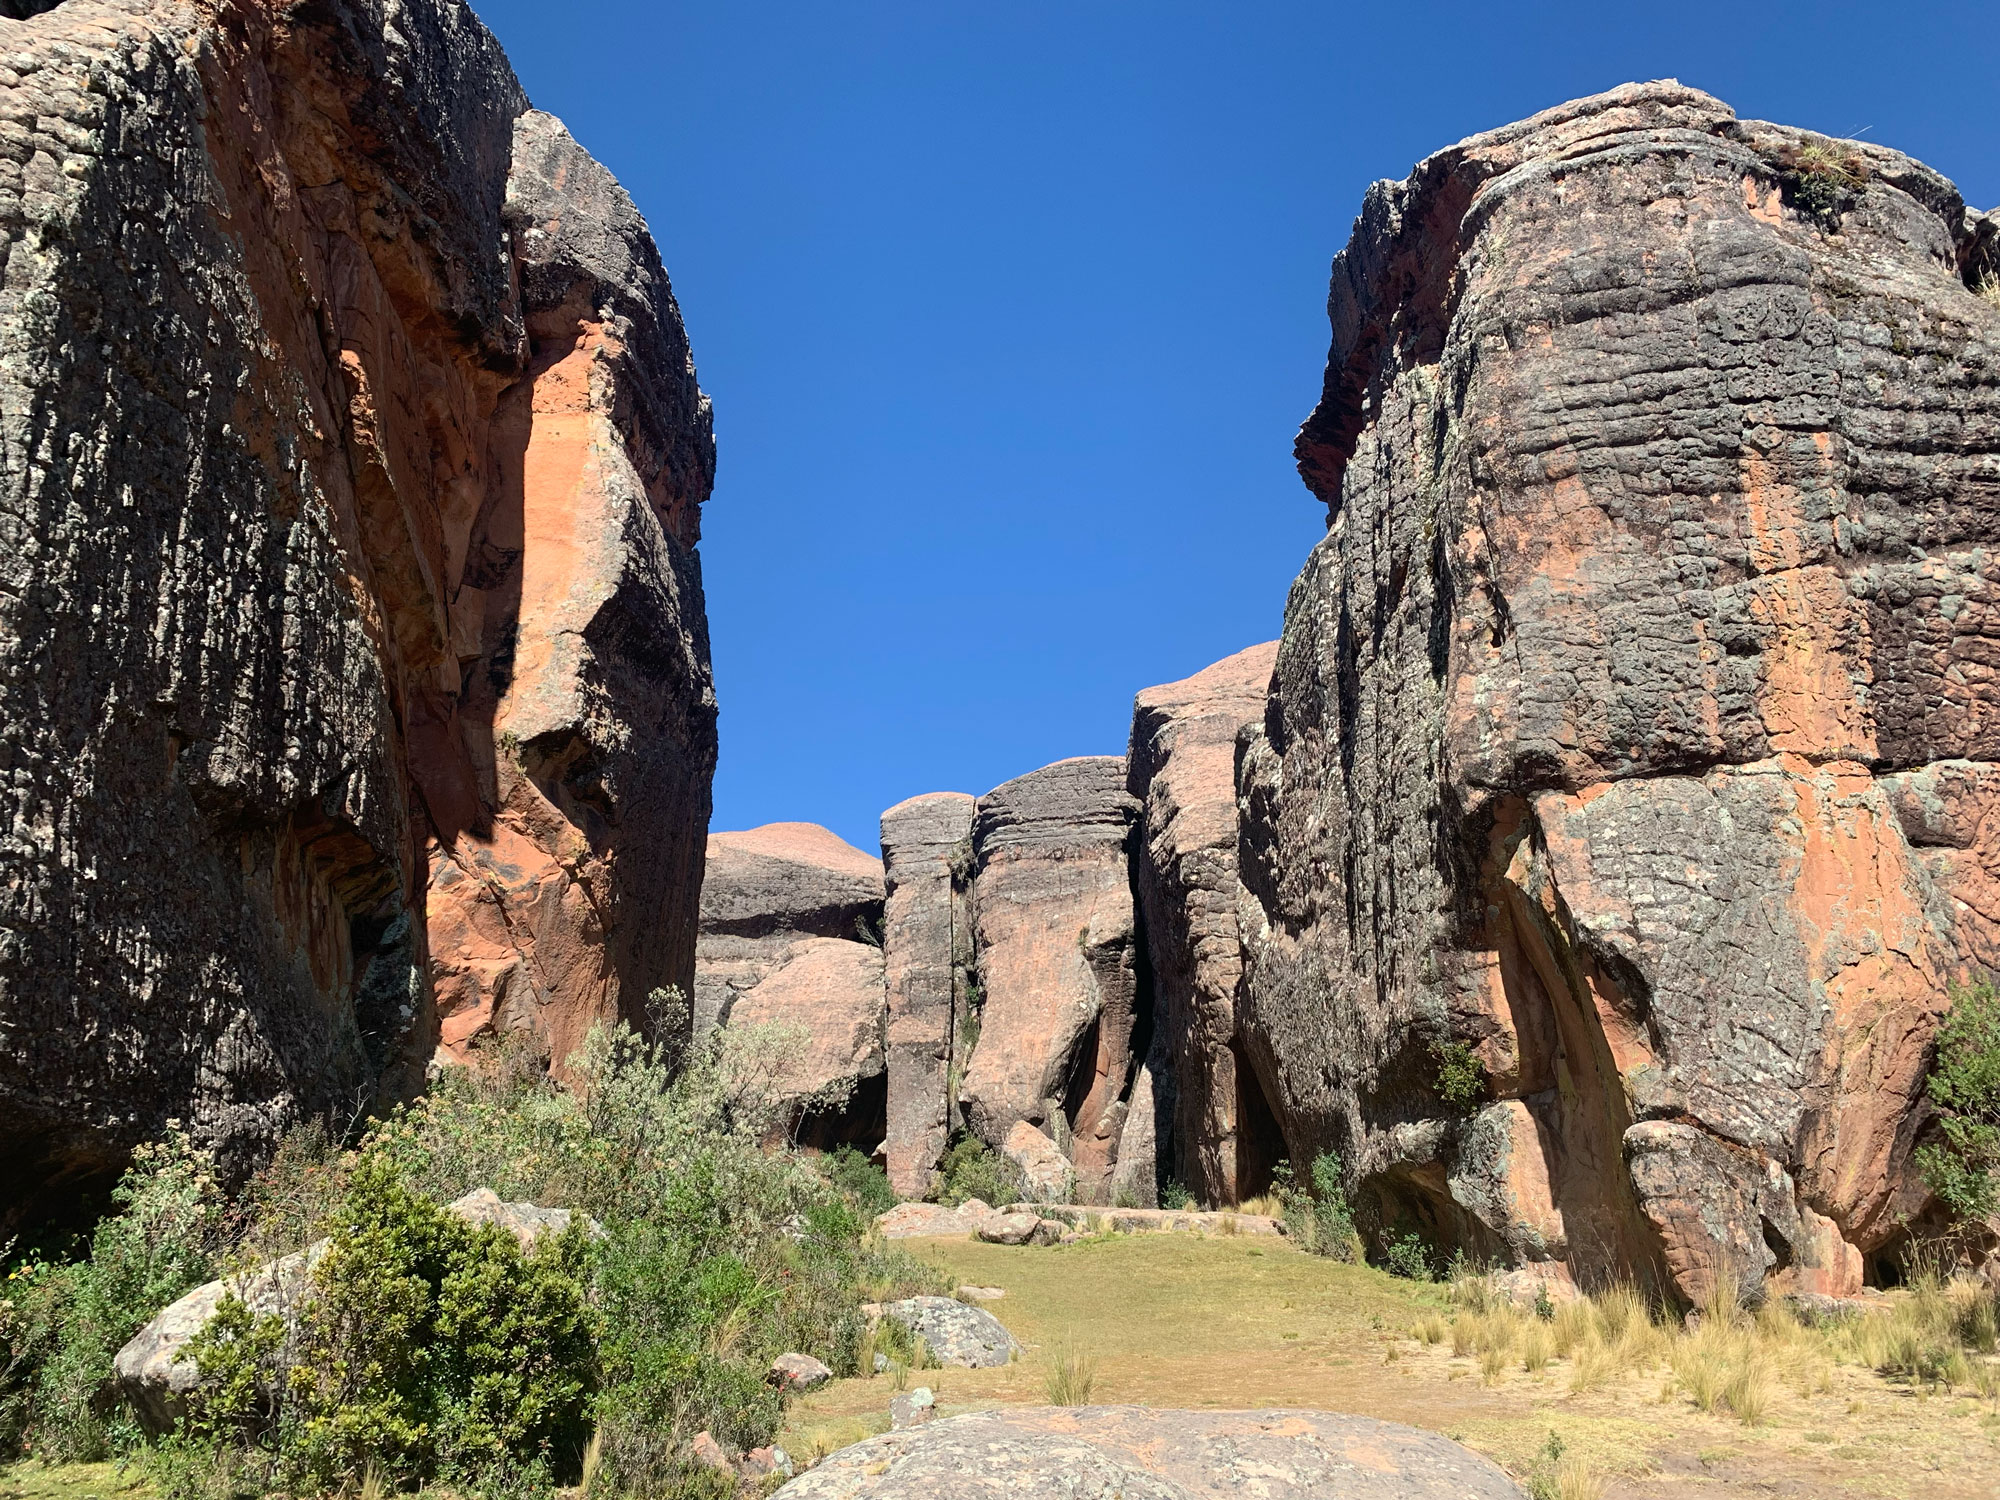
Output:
0,1460,152,1500
782,1233,2000,1499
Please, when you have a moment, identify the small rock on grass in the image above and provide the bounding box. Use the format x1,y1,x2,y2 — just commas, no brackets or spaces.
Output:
878,1296,1021,1368
976,1212,1061,1246
955,1285,1005,1301
889,1387,935,1431
771,1351,834,1391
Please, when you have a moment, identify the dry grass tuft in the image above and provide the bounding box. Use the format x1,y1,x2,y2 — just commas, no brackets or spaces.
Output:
1479,1345,1509,1386
1414,1312,1448,1346
1520,1324,1552,1376
1044,1342,1099,1406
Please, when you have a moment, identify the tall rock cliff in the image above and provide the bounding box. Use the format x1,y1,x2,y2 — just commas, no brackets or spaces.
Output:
1239,81,2000,1302
1128,642,1281,1206
0,0,716,1225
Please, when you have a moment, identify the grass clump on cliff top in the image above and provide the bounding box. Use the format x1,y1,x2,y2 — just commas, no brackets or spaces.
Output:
3,996,943,1499
1915,979,2000,1222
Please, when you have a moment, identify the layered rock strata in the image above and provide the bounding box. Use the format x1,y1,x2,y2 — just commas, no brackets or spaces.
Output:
879,793,976,1198
692,822,887,1144
960,757,1143,1202
1127,641,1280,1205
0,0,715,1225
1239,81,2000,1302
694,822,886,1036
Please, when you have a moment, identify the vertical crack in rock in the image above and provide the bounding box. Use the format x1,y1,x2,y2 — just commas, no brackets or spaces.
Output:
1242,80,2000,1303
0,0,715,1229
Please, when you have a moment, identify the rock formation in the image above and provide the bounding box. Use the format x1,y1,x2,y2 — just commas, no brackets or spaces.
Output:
1238,81,2000,1303
960,757,1143,1202
0,0,715,1227
694,822,886,1035
1127,641,1281,1206
880,793,976,1199
692,822,886,1144
770,1408,1524,1500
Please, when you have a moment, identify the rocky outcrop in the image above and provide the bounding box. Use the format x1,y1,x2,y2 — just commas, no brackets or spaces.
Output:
695,822,886,1036
1128,643,1280,1206
879,793,976,1199
960,758,1143,1203
1239,80,2000,1303
771,1408,1525,1500
0,0,714,1226
875,1295,1021,1368
693,823,887,1146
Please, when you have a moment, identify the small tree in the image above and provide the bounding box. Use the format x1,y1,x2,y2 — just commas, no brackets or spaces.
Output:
1916,981,2000,1221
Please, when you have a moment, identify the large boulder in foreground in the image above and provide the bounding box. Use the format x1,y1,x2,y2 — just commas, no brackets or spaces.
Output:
1239,80,2000,1304
1128,642,1280,1206
879,793,977,1199
771,1407,1524,1499
695,823,886,1037
0,0,716,1227
959,759,1141,1203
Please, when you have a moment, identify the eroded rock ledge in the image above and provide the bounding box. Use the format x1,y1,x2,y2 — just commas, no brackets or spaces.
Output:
0,0,715,1226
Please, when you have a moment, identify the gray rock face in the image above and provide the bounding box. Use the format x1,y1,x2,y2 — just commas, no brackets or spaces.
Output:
1239,80,1996,1304
879,793,976,1199
771,1407,1526,1500
877,1295,1020,1368
0,0,715,1227
1128,643,1280,1206
695,823,886,1037
960,758,1141,1203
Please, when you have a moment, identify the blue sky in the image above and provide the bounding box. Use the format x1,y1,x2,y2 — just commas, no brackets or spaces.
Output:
470,0,2000,854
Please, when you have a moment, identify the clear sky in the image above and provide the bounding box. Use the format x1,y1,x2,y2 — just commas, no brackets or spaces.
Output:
469,0,2000,854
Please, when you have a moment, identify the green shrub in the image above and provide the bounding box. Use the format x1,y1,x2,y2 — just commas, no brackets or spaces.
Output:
1158,1181,1194,1211
1,1124,222,1461
1915,981,2000,1221
1432,1039,1487,1113
1383,1230,1436,1281
933,1136,1024,1208
1271,1153,1361,1262
824,1147,895,1219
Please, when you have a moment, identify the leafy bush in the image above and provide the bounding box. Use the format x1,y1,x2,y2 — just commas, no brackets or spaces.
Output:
1271,1153,1360,1262
1,1124,222,1461
1382,1230,1435,1281
1431,1039,1487,1113
1158,1181,1194,1211
823,1147,895,1219
1916,981,2000,1221
932,1136,1023,1208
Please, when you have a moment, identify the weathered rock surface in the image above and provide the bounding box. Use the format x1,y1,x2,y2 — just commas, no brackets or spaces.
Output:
876,1295,1020,1368
724,937,886,1143
114,1188,573,1429
0,0,715,1225
1128,643,1281,1206
770,1352,833,1393
879,793,976,1199
1239,80,1999,1303
771,1407,1526,1499
695,822,886,1037
1002,1121,1075,1203
874,1199,1007,1239
960,758,1141,1203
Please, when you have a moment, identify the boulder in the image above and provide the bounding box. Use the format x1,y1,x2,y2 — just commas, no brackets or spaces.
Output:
976,1213,1060,1247
0,0,716,1227
888,1387,936,1431
960,759,1141,1203
114,1189,572,1430
722,938,887,1139
955,1285,1006,1301
770,1352,834,1393
1128,644,1280,1207
1238,79,1994,1305
874,1199,1006,1239
1002,1123,1076,1205
769,1407,1525,1499
695,823,887,1038
879,794,978,1199
877,1296,1020,1368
